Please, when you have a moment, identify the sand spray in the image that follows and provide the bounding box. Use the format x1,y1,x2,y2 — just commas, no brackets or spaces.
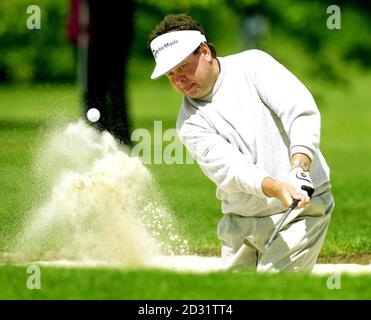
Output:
12,120,189,267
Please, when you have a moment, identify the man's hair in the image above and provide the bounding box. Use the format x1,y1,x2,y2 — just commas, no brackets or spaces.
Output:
148,14,217,58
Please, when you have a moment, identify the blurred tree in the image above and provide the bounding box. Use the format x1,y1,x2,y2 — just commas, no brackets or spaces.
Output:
70,0,135,145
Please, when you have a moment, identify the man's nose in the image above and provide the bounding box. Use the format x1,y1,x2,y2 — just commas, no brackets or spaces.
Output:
174,73,186,84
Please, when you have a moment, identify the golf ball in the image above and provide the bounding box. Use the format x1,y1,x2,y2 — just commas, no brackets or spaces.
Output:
87,108,100,122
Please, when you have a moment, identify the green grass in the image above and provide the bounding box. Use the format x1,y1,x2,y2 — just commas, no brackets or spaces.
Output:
0,265,370,300
317,73,371,258
0,84,81,251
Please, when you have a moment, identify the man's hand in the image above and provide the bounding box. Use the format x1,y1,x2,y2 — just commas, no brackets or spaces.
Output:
262,176,312,209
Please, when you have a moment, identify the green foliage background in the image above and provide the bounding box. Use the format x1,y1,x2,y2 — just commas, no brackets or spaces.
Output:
0,0,370,83
0,0,74,82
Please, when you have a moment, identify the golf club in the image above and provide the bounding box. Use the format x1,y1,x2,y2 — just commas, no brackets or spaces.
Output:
265,198,299,249
265,185,314,250
243,185,315,254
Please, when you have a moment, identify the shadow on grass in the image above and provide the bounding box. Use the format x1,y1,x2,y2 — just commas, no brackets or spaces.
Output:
0,119,46,131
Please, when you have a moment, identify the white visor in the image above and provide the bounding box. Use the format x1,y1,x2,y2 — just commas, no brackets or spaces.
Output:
150,30,207,79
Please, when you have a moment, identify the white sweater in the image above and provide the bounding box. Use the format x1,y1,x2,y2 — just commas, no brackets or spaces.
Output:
176,49,331,217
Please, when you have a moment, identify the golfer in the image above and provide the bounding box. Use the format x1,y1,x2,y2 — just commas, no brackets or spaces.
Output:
148,14,334,272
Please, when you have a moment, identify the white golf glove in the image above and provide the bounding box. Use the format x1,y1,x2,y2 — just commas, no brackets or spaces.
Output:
288,167,315,201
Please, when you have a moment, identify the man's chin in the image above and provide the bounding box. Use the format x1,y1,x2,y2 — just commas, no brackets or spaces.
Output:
184,89,205,99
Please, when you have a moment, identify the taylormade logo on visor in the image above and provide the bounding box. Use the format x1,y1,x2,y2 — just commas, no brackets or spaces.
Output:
152,40,179,60
150,30,207,79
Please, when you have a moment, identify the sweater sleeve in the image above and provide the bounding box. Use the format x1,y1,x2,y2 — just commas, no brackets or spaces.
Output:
251,50,321,160
177,113,270,198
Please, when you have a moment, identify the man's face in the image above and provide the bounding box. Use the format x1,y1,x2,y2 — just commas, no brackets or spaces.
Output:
166,44,218,100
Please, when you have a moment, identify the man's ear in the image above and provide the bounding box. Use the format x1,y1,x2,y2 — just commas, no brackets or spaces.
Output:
201,44,212,62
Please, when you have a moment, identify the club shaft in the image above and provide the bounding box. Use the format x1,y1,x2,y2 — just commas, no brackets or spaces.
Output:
266,199,299,247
